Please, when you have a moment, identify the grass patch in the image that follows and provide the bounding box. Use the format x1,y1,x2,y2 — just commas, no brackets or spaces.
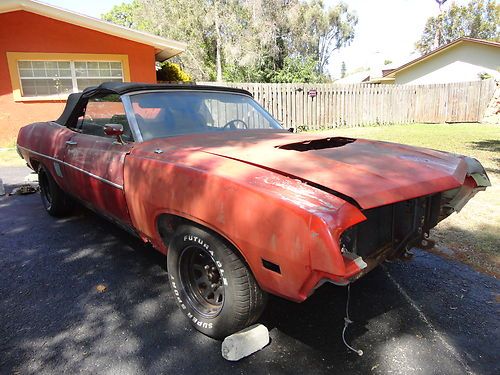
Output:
314,123,500,276
0,147,25,167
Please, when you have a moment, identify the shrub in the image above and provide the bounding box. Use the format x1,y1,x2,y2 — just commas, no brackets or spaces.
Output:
156,61,192,82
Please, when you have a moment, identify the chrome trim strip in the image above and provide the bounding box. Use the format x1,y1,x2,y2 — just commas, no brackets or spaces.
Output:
17,145,124,190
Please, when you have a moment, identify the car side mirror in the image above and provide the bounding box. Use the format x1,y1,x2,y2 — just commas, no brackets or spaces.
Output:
104,123,125,144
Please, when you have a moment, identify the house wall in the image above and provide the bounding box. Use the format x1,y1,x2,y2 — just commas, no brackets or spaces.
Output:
0,10,157,145
394,43,500,85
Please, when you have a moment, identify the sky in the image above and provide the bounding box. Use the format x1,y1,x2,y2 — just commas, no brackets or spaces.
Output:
40,0,131,20
41,0,471,78
325,0,471,78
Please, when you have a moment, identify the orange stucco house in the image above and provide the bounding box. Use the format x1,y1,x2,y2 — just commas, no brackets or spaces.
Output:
0,0,186,145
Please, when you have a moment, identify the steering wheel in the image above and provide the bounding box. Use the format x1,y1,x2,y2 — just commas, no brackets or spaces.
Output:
223,119,248,130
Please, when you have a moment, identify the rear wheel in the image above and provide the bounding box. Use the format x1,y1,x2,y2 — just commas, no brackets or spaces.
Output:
38,166,72,217
167,225,267,339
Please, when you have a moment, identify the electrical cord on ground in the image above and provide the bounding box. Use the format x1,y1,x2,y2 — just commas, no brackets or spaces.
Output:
342,284,364,356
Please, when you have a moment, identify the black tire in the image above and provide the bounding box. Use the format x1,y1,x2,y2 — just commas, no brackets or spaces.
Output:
167,225,267,339
38,166,72,217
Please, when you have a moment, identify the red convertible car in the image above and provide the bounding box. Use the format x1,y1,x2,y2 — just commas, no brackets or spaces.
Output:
17,82,490,339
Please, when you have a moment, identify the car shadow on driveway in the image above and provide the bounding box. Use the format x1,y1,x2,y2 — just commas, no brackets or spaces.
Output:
0,191,498,375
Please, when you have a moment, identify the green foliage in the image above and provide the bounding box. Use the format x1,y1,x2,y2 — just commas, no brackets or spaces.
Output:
156,61,192,82
271,57,326,83
222,64,267,83
223,56,327,83
102,0,358,83
383,59,392,65
102,1,142,29
478,72,493,80
291,1,357,74
416,0,499,54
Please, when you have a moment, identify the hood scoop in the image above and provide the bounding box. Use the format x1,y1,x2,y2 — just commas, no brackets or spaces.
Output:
277,137,355,152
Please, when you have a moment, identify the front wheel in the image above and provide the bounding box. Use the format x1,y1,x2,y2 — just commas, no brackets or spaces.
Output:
167,225,267,339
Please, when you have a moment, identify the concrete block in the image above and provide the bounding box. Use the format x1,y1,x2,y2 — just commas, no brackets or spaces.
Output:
221,324,269,361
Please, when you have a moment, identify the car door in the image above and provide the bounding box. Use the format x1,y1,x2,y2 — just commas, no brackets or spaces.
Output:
62,94,134,225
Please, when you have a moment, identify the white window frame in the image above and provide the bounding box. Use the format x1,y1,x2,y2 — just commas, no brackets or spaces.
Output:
7,53,131,102
17,60,124,97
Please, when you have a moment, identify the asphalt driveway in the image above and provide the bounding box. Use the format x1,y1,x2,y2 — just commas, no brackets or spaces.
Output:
0,166,498,375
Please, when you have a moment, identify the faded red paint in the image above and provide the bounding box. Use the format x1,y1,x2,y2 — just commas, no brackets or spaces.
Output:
122,143,363,301
63,133,133,223
0,10,157,145
133,132,469,210
120,131,475,301
16,96,490,303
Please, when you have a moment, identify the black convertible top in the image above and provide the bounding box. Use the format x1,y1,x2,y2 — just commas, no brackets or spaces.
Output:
55,82,253,127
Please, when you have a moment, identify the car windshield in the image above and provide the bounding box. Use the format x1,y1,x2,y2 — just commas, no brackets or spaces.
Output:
129,91,282,141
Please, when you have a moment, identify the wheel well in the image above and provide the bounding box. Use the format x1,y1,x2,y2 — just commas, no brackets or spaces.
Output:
156,213,256,278
29,158,40,172
156,214,190,246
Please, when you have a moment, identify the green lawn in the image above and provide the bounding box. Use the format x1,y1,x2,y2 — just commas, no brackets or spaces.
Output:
0,138,25,166
0,147,25,167
314,123,499,276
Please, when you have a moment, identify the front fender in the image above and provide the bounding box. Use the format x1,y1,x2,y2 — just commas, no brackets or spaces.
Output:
123,151,358,302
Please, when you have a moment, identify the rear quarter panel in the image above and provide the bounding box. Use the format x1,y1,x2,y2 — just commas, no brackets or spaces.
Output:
17,121,75,189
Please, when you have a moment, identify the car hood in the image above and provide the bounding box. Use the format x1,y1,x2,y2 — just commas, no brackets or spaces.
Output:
140,130,468,209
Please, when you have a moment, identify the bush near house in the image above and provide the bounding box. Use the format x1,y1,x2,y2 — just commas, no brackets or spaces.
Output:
156,61,192,82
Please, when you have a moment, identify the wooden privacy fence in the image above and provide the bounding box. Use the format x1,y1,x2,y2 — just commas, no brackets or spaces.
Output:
200,80,496,129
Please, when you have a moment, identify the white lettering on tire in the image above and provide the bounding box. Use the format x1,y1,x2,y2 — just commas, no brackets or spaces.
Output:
170,272,213,329
184,234,210,250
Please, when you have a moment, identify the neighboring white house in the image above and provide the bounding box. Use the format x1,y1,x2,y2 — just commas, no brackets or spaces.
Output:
334,62,401,84
381,37,499,85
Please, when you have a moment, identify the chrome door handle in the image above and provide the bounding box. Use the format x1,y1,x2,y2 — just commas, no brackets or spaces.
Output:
66,140,78,146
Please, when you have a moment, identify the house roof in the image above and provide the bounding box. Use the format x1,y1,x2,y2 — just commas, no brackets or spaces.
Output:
334,71,370,84
0,0,187,61
384,37,500,78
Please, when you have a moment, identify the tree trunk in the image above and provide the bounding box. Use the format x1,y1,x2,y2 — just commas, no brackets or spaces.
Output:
215,4,223,82
216,36,222,82
433,2,446,50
